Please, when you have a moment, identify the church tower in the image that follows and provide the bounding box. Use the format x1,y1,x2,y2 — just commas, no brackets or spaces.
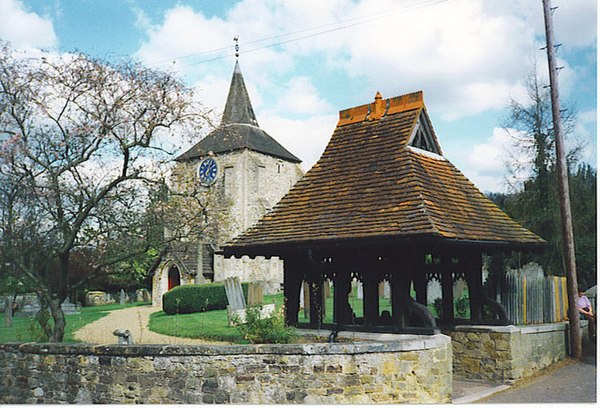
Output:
152,61,304,306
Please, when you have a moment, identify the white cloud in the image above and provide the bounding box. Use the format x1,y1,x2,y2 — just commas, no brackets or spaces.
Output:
0,0,57,49
571,109,597,166
467,129,510,174
463,127,532,192
259,113,338,171
133,0,593,122
133,0,595,186
278,76,333,115
135,5,234,73
554,0,597,48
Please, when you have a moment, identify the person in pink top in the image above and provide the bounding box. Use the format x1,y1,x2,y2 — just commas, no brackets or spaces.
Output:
577,287,595,337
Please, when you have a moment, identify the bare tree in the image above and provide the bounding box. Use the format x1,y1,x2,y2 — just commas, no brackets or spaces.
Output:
503,65,578,192
500,64,586,278
0,42,210,341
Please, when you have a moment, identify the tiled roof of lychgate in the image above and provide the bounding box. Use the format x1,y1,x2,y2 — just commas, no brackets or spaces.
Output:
224,91,545,251
175,61,301,163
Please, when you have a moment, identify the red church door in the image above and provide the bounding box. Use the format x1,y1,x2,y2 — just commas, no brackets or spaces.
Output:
168,266,181,290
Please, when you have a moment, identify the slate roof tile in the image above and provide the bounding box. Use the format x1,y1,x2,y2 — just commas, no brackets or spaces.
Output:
175,62,300,163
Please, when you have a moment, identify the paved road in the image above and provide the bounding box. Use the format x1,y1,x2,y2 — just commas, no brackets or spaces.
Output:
74,305,229,345
480,353,596,404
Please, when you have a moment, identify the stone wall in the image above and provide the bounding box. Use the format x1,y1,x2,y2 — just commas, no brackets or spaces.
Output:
214,254,283,294
0,334,451,404
448,322,570,383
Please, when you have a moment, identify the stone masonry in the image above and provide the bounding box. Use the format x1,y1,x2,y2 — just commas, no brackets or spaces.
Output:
448,322,570,383
0,334,451,404
152,149,304,306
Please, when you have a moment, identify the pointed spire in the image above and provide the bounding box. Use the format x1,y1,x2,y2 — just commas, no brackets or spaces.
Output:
221,61,259,127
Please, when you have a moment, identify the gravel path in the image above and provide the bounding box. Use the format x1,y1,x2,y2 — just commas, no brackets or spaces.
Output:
74,305,229,345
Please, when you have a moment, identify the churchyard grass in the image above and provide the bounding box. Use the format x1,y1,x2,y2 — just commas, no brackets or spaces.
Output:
0,302,150,343
148,293,285,343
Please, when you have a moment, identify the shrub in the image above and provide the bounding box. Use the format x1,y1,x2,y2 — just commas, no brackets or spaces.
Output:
431,295,471,319
162,283,249,315
235,305,297,344
455,295,470,318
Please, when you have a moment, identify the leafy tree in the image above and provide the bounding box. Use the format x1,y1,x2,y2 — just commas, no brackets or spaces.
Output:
493,66,595,287
0,42,209,341
569,165,596,288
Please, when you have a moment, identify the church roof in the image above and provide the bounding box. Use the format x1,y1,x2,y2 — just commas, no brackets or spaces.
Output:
224,91,545,254
175,61,301,163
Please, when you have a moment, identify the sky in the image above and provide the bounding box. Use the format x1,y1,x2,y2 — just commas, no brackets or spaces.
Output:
0,0,596,193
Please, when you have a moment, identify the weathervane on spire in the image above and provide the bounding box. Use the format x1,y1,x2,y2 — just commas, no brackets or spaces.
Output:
234,36,240,58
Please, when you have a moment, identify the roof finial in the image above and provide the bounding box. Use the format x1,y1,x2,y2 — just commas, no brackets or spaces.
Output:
234,36,240,58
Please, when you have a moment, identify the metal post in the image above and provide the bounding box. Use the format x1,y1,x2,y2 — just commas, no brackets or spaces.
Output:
542,0,581,358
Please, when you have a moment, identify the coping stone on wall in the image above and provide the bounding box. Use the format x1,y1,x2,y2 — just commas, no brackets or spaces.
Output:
1,334,450,357
518,322,568,334
452,325,520,333
452,322,568,335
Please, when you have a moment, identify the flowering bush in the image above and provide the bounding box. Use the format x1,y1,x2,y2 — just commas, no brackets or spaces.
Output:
235,305,297,344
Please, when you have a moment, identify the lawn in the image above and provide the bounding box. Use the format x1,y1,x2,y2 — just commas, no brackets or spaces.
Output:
149,291,397,342
0,302,150,343
148,293,286,343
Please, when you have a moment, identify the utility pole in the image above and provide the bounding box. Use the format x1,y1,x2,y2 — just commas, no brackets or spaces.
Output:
541,0,581,359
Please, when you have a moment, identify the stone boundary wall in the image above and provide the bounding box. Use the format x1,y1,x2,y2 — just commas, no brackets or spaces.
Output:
448,322,575,383
0,334,451,404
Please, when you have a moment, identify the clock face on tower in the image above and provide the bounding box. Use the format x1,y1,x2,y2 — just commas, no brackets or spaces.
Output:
197,157,218,185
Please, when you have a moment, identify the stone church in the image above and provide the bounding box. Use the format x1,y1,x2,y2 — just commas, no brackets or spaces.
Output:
152,61,304,306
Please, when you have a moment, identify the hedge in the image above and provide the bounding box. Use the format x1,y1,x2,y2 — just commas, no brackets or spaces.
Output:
162,283,249,315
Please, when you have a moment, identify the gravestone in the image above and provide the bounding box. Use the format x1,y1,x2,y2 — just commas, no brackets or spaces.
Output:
247,283,263,306
119,289,126,305
20,304,40,317
225,277,274,325
4,298,12,327
302,282,310,318
86,291,112,306
61,298,79,315
321,282,327,318
136,288,151,303
324,281,331,298
224,277,246,311
383,281,391,299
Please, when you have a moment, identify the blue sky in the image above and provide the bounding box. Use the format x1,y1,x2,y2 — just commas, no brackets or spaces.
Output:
1,0,596,193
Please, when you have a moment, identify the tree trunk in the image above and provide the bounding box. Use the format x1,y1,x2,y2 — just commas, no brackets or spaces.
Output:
49,299,66,342
4,298,12,328
36,296,53,341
